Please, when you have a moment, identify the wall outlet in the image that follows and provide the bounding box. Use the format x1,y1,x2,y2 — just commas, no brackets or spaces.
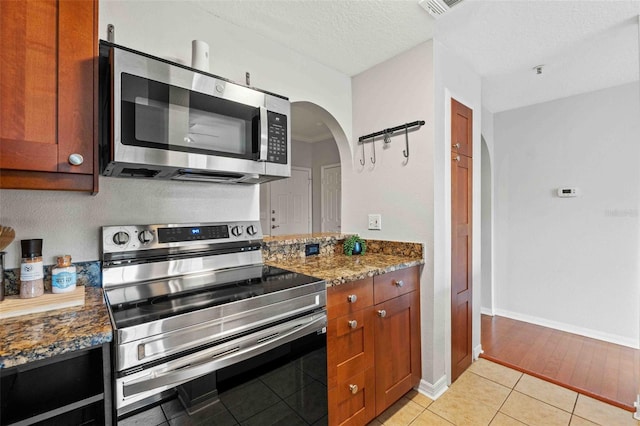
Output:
368,214,382,230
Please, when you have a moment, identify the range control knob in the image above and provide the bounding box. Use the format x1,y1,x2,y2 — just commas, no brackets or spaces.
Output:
138,230,154,244
230,226,243,237
246,225,258,236
112,231,130,246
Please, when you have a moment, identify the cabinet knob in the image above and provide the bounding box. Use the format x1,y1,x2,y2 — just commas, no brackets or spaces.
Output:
347,294,357,303
394,280,404,287
348,320,358,329
68,153,84,166
377,310,387,318
453,143,460,149
349,384,358,394
453,155,461,162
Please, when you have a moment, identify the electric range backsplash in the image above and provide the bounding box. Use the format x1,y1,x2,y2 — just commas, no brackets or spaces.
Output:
2,261,101,296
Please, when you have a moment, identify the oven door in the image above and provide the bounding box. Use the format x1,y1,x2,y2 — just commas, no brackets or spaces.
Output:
115,310,327,416
108,44,290,178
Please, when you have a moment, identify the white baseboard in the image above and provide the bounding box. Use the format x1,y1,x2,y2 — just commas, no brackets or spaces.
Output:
417,376,448,400
494,308,640,349
473,344,484,361
481,307,494,316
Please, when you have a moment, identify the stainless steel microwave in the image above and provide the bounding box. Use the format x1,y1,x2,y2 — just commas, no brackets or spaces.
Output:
98,42,290,184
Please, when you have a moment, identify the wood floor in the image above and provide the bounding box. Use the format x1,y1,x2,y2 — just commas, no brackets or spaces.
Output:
480,314,640,412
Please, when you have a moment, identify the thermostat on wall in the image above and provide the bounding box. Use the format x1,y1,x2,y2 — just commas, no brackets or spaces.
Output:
557,187,580,197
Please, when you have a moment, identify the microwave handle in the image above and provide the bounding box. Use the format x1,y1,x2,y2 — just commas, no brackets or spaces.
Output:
258,106,269,162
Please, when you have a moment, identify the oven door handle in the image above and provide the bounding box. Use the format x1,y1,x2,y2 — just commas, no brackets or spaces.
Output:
122,313,326,398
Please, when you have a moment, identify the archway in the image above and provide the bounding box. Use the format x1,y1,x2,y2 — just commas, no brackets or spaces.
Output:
260,101,351,236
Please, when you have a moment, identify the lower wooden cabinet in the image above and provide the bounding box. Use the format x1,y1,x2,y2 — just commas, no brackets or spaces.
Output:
327,266,421,426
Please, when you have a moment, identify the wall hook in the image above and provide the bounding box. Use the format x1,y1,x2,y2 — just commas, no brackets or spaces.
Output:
360,140,365,166
370,135,376,164
403,124,410,160
383,131,392,145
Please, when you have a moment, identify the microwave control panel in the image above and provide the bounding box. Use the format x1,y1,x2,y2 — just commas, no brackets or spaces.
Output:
267,112,288,164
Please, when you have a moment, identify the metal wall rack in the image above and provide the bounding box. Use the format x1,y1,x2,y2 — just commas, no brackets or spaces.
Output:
358,120,425,165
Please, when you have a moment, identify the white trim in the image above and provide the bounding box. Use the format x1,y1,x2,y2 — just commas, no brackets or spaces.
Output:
418,376,448,400
320,163,341,233
473,344,483,361
494,308,640,350
481,307,494,316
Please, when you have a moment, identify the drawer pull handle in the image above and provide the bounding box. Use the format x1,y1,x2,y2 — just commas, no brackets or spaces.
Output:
349,384,358,394
378,310,387,318
68,153,84,166
394,280,404,287
347,294,357,303
348,320,358,329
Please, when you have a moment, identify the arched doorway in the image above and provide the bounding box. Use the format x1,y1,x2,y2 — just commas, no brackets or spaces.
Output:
260,101,351,236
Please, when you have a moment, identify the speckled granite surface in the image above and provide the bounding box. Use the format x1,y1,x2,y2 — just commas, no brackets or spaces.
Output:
265,253,424,286
0,286,112,369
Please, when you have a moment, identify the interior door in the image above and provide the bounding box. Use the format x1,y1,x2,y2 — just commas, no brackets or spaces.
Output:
270,167,312,236
451,98,473,382
321,164,341,232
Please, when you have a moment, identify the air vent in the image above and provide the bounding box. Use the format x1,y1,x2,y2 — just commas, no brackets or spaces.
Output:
418,0,464,17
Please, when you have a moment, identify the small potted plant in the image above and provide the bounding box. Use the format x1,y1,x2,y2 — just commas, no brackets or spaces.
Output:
343,235,366,256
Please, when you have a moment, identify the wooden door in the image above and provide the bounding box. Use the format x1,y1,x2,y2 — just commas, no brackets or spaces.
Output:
269,167,312,235
451,98,473,382
0,0,97,191
451,99,473,158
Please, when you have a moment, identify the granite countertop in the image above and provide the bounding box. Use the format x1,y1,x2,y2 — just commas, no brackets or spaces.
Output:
265,252,424,286
0,287,112,369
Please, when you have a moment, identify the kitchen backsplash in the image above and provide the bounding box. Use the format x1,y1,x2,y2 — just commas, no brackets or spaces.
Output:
2,261,101,297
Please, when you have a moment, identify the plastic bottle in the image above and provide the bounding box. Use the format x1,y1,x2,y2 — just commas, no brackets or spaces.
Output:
52,255,77,294
20,239,44,298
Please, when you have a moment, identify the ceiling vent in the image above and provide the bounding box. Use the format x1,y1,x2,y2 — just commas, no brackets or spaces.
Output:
418,0,464,18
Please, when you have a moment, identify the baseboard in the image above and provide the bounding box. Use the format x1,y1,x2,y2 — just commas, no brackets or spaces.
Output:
473,344,484,361
417,376,448,400
494,308,640,349
481,307,494,316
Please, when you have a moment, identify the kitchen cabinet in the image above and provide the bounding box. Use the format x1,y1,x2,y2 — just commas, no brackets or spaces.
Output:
0,343,112,426
373,267,421,415
327,278,376,426
326,266,421,425
0,0,98,192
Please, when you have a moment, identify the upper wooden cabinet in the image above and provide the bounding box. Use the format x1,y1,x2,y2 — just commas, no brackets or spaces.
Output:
0,0,98,192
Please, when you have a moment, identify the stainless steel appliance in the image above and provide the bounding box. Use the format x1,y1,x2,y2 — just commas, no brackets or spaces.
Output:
98,41,291,184
101,221,327,422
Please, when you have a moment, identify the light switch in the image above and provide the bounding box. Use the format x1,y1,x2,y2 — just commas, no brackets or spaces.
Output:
368,214,382,230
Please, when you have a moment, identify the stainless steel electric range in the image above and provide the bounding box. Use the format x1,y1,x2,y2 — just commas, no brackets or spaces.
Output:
101,221,328,423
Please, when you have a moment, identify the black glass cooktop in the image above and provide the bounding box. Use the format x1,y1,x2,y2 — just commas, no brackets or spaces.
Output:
106,266,323,329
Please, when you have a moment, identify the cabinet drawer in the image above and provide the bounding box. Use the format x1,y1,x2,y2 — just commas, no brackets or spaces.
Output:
373,267,419,305
328,368,376,426
327,309,374,389
327,278,373,320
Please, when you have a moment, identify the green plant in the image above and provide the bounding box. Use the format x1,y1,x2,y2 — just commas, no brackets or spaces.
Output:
343,235,366,256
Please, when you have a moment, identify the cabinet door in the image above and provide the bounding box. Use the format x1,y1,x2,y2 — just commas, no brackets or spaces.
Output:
327,308,374,389
0,0,97,191
374,291,421,416
328,368,375,426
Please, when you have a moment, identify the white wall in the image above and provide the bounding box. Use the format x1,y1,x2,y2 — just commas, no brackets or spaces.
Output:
481,107,495,314
0,1,352,269
433,40,483,387
493,82,640,348
345,40,437,389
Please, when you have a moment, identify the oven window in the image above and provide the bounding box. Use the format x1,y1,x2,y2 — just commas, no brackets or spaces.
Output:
120,73,258,159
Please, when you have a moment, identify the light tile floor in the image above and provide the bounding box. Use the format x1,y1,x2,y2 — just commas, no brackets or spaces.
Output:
370,359,640,426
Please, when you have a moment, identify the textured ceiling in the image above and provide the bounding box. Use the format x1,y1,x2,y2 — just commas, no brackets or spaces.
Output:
435,0,640,112
191,0,436,76
191,0,640,115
